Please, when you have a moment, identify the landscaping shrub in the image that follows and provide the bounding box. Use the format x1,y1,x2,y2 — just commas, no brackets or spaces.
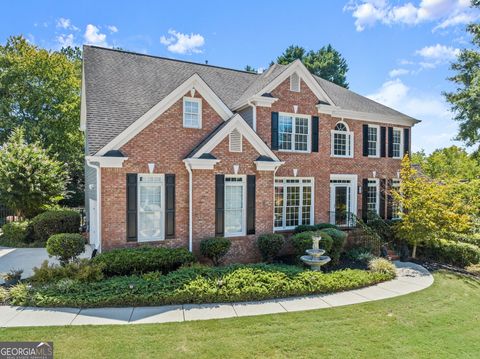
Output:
295,223,338,233
46,233,85,265
368,258,396,276
291,231,333,258
7,264,394,307
346,248,376,263
93,246,195,276
1,221,31,244
417,238,480,267
0,286,9,304
319,228,347,264
31,259,104,284
31,210,80,243
315,223,339,230
257,233,284,262
200,237,231,265
446,232,480,247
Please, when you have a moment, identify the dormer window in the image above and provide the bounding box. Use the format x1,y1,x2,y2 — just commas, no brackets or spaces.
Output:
290,73,300,92
183,97,202,128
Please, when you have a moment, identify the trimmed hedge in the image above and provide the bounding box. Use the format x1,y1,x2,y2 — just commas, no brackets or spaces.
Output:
319,228,347,264
295,223,338,233
8,264,395,307
31,210,80,243
257,233,284,262
46,233,85,265
1,221,31,244
31,259,104,284
200,237,231,266
92,246,196,276
417,239,480,267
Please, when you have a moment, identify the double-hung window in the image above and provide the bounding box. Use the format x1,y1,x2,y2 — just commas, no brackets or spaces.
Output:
368,125,380,157
183,97,202,128
138,174,164,242
391,179,401,219
274,178,313,230
278,114,310,152
331,122,353,157
224,176,245,236
367,179,379,216
392,128,403,158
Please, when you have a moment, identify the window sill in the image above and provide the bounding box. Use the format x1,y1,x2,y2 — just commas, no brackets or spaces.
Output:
278,149,311,154
331,155,354,159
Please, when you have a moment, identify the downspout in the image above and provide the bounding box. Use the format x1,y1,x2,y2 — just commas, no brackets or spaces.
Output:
272,165,280,232
248,101,257,131
185,163,193,252
86,159,101,253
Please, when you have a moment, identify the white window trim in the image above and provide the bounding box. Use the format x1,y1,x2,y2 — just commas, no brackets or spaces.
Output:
278,112,311,153
391,178,402,219
392,127,404,159
137,173,165,242
224,175,247,237
290,73,300,92
367,124,380,158
274,177,314,231
367,178,380,215
329,174,358,226
183,97,202,129
330,121,354,158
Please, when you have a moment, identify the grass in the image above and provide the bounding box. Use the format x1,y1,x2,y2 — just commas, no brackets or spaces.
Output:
1,271,479,359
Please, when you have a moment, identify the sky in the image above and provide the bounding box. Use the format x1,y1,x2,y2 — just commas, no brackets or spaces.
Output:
1,0,479,154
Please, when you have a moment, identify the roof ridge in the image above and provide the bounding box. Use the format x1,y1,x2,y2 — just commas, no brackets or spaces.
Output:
83,45,260,76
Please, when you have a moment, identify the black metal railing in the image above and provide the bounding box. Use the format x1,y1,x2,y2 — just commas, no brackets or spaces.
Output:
327,211,361,228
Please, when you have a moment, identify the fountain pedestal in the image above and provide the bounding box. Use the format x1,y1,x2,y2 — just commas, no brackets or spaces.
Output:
300,236,331,271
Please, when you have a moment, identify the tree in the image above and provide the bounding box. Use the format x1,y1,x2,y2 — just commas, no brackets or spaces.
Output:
0,128,68,218
0,36,83,206
244,65,257,73
393,156,473,258
444,0,480,153
411,146,480,180
276,44,349,88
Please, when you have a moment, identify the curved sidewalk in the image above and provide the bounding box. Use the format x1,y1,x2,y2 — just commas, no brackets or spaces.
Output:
0,261,433,327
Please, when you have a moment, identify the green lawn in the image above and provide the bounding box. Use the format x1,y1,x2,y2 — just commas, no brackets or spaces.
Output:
1,271,479,359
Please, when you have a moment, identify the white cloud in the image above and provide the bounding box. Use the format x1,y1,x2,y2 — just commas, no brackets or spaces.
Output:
84,24,108,47
389,68,410,77
415,44,460,68
56,17,79,31
160,29,205,54
56,33,75,48
344,0,479,32
107,25,118,34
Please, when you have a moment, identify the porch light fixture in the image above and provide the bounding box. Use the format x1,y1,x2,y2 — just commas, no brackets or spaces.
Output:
372,171,376,178
293,169,298,177
148,163,155,174
233,164,239,174
397,171,400,179
293,105,298,114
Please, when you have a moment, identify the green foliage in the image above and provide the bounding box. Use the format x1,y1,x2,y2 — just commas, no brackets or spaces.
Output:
368,258,396,276
31,259,104,284
0,36,84,206
46,233,85,265
0,128,68,218
200,237,232,266
1,221,31,244
256,233,285,262
443,5,480,153
244,65,256,73
31,210,80,243
295,223,338,233
7,264,393,307
291,231,333,258
0,286,9,304
319,228,347,264
346,247,375,262
92,246,195,276
276,44,349,88
417,238,480,267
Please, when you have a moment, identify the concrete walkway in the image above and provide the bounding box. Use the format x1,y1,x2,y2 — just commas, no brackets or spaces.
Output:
0,261,433,328
0,245,93,284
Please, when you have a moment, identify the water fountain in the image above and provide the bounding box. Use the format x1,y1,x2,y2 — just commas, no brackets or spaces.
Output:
300,235,331,271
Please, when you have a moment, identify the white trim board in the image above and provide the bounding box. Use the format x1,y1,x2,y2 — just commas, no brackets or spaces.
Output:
95,73,233,156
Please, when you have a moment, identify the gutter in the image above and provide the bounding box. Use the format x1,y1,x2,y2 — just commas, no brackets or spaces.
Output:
86,159,102,253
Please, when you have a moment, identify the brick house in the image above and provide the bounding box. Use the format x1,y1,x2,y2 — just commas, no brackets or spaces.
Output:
82,46,419,262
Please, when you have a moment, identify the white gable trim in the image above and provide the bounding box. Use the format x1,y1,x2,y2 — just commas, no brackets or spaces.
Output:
94,73,233,156
191,114,281,162
80,66,86,131
85,155,128,168
233,60,334,111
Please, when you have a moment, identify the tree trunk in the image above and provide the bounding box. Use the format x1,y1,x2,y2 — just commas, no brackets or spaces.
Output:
411,241,417,258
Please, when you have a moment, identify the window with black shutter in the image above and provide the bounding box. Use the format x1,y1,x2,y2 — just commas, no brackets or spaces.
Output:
165,174,175,238
246,175,256,235
126,174,138,242
215,174,225,236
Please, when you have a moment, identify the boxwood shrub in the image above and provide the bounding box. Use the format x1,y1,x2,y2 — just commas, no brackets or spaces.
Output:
319,228,347,264
291,231,333,258
46,233,85,265
31,210,80,243
200,237,231,266
417,239,480,267
92,246,196,276
1,221,31,244
257,233,284,262
295,223,338,233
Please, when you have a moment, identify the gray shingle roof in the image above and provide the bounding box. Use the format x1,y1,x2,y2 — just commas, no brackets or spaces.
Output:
83,46,417,155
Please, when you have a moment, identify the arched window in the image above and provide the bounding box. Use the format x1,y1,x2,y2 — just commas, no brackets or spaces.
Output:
331,121,353,157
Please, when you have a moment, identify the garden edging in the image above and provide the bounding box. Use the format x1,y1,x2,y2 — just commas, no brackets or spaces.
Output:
0,261,433,327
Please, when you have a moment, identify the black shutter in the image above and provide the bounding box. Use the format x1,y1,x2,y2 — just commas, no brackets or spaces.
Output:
165,174,175,238
126,174,138,242
380,126,386,157
379,179,386,219
246,175,256,235
362,125,369,156
215,174,225,237
271,112,279,150
312,116,319,152
387,179,393,220
404,128,410,156
388,127,394,158
362,178,369,221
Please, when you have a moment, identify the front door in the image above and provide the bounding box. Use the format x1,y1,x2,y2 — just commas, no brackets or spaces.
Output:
330,176,357,226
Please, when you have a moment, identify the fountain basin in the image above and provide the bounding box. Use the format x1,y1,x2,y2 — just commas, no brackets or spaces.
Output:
300,255,331,268
305,248,326,257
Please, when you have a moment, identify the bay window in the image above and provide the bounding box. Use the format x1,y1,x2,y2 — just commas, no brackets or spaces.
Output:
224,176,245,236
274,178,313,230
278,114,310,152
